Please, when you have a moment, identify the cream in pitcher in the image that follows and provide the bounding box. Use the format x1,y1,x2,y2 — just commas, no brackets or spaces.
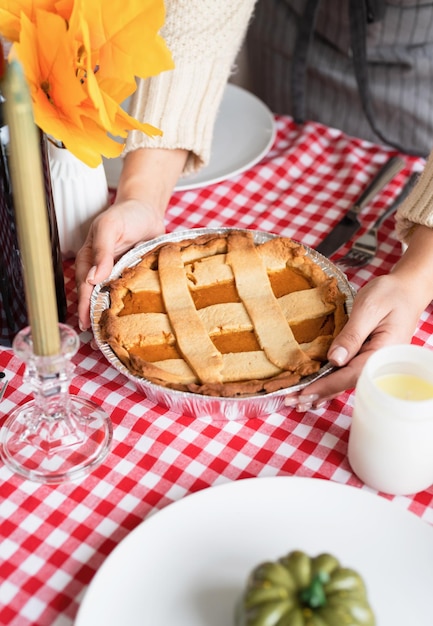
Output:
374,372,433,401
348,344,433,496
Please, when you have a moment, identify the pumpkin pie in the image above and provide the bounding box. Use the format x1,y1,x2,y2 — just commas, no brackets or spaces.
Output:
99,231,348,397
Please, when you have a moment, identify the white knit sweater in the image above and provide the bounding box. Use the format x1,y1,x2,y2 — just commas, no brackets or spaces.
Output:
124,0,256,175
396,152,433,242
124,0,433,238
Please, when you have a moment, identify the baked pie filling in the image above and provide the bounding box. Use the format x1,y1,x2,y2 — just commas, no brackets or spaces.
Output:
99,231,348,397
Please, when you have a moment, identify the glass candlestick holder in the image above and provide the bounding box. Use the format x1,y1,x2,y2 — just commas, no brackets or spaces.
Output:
0,323,112,483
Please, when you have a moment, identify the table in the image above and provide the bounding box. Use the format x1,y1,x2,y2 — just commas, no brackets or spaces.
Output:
1,115,433,626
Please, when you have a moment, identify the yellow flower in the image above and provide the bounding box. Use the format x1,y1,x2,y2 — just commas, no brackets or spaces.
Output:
0,0,173,166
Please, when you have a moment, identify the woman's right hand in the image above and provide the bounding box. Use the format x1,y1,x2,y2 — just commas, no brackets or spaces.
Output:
285,224,433,410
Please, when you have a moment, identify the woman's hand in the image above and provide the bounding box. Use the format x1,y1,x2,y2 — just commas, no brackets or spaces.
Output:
75,199,165,331
75,147,189,332
286,225,433,411
285,274,422,410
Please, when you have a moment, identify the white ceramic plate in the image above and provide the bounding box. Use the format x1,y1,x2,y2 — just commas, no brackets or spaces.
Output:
75,476,433,626
102,84,276,192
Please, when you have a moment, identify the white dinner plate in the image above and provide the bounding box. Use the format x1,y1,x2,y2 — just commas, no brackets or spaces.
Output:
102,84,276,192
75,476,433,625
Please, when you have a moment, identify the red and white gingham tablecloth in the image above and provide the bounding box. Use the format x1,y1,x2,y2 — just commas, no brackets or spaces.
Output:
1,115,432,626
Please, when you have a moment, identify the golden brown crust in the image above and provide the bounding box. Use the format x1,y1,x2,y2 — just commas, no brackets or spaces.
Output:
158,243,224,383
99,231,348,397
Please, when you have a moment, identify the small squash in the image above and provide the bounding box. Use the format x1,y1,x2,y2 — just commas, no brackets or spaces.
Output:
235,550,375,626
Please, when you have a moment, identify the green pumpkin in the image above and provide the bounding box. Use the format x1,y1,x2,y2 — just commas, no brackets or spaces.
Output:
235,550,376,626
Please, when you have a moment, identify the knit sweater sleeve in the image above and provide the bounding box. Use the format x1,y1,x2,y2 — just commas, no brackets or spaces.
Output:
124,0,256,176
395,152,433,241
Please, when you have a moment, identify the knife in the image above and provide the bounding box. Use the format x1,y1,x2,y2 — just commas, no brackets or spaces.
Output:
315,156,405,257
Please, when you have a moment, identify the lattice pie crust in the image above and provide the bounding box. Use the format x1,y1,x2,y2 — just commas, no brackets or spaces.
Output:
99,232,348,397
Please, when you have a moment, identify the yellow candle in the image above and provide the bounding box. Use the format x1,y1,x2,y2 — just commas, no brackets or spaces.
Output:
374,373,433,401
2,60,60,356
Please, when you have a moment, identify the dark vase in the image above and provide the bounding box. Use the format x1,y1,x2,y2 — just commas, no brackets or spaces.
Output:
0,100,67,347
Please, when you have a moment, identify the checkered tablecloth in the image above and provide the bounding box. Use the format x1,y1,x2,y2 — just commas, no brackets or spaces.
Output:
1,115,433,626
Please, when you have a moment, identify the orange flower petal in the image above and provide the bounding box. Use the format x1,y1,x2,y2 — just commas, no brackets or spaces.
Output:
1,0,173,167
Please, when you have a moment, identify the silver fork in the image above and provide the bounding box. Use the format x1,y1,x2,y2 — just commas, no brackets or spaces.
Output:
337,172,419,269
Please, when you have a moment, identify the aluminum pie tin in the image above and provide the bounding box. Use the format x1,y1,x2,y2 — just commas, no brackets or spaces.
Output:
91,228,356,421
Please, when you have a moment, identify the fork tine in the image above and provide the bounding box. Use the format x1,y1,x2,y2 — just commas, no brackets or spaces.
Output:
337,249,370,268
335,173,419,270
336,259,359,269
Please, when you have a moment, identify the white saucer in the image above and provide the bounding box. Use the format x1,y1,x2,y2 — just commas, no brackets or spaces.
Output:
102,84,276,192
